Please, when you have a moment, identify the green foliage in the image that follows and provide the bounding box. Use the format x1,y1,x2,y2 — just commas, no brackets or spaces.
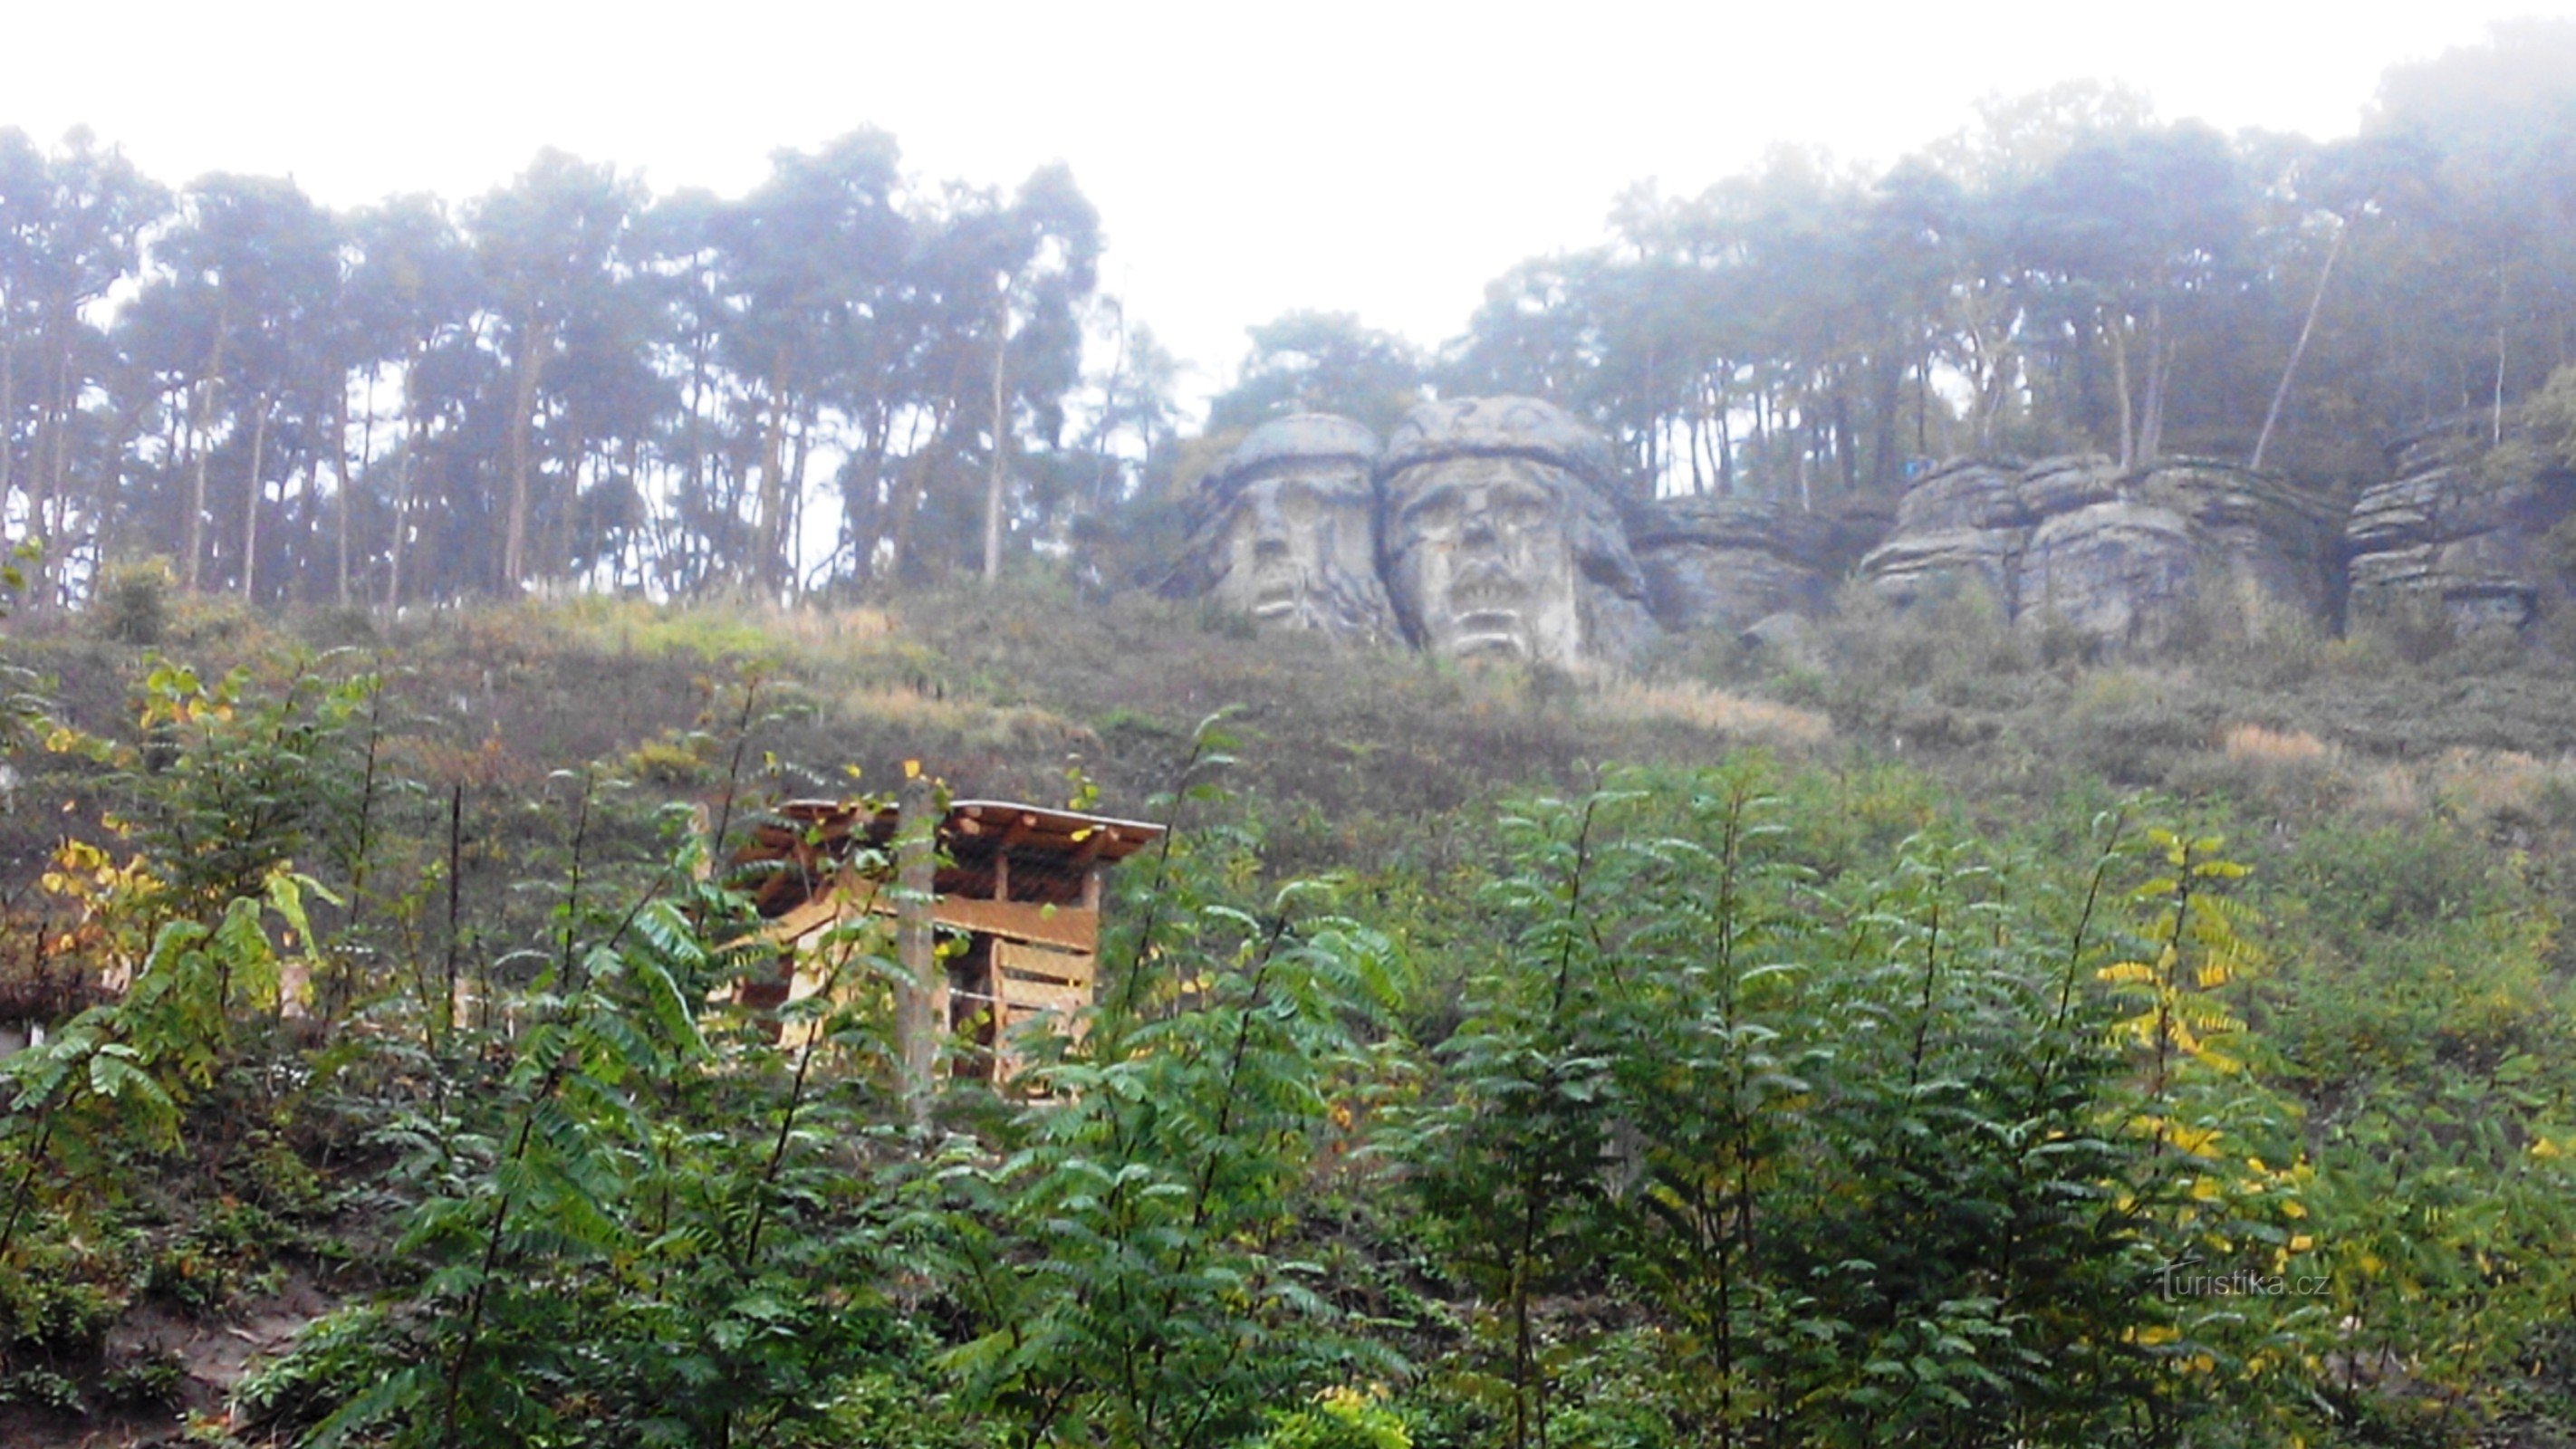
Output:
918,716,1410,1448
1404,770,2334,1447
98,1347,185,1409
7,624,2576,1448
90,557,178,646
1255,1386,1414,1449
1206,312,1427,439
0,536,38,618
0,1364,87,1414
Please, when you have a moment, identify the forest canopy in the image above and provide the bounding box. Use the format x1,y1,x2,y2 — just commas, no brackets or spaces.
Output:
4,23,2576,606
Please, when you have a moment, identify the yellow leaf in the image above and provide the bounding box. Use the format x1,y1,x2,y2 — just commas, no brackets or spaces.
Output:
902,759,921,780
2167,1124,2222,1156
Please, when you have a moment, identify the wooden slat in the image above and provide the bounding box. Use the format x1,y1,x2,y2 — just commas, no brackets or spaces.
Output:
997,939,1094,984
929,898,1099,953
999,975,1090,1018
764,888,1096,954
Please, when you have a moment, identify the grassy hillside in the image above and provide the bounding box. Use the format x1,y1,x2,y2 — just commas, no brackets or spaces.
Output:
3,582,2576,1447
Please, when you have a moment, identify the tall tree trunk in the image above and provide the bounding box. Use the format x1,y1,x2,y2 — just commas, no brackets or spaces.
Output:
1917,348,1931,457
336,378,361,608
2139,303,2173,469
0,329,15,510
1867,357,1901,487
1833,382,1859,490
1716,393,1734,497
2250,219,2345,471
886,404,953,586
894,772,941,1127
185,336,226,592
389,341,430,609
502,321,552,591
296,452,322,604
240,398,271,601
546,408,578,590
21,340,57,608
2494,267,2511,446
786,406,813,599
754,358,790,596
2110,319,2137,471
22,315,80,608
95,401,143,576
982,306,1011,585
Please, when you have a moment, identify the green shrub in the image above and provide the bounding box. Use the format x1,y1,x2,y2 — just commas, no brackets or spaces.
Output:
99,1347,186,1409
0,1259,125,1358
1255,1386,1413,1449
90,558,178,646
0,1365,86,1414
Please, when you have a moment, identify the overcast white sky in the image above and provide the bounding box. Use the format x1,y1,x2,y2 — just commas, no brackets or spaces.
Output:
8,1,2572,407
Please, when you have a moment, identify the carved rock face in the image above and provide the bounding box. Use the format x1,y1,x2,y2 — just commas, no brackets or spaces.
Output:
1380,397,1658,667
1174,414,1394,641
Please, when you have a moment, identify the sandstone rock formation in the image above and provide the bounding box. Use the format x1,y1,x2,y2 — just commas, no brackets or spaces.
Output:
2130,461,2341,629
1629,496,1831,636
1163,413,1397,642
1379,396,1660,668
2345,416,2576,631
1861,455,2336,646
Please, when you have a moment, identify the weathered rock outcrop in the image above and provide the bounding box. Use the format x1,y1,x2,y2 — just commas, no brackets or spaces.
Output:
1860,455,2337,645
1860,456,2110,609
1379,397,1660,668
2345,416,2576,631
2131,462,2341,628
2014,500,2199,640
1629,496,1831,636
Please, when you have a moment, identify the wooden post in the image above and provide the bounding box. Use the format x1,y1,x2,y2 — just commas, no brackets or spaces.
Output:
895,776,940,1126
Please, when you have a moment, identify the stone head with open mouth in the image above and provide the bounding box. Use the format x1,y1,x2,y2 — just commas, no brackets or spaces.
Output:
1379,397,1658,668
1174,413,1396,642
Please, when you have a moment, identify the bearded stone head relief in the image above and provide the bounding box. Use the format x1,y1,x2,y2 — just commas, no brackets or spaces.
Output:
1379,398,1660,668
1169,413,1395,642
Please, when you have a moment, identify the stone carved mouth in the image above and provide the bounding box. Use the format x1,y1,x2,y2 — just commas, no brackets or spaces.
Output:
1441,561,1530,654
1251,572,1304,618
1448,609,1527,657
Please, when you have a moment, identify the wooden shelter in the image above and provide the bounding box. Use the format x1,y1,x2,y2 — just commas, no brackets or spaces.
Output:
733,797,1163,1083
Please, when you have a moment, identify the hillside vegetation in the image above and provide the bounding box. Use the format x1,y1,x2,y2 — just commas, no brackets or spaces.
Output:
0,586,2573,1447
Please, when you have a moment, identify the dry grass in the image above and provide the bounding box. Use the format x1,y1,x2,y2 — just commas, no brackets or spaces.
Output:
2340,746,2576,826
752,603,899,648
840,682,984,732
1589,677,1834,749
2352,763,2426,820
837,683,1098,755
2220,724,2334,767
2210,724,2576,828
2423,747,2576,820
